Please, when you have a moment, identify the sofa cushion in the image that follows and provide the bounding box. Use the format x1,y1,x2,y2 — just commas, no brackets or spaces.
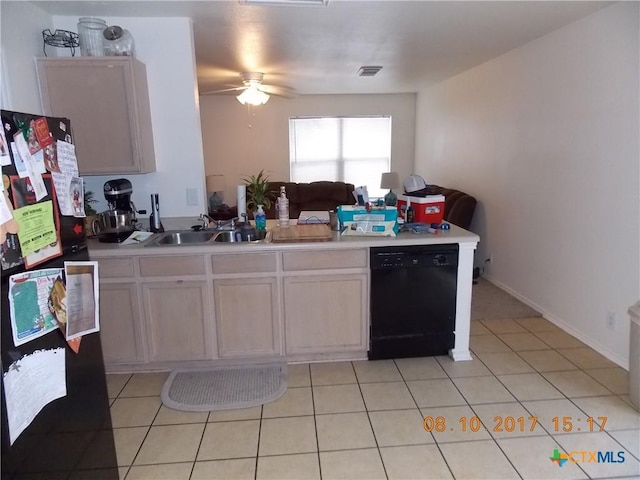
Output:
265,181,355,219
423,185,477,230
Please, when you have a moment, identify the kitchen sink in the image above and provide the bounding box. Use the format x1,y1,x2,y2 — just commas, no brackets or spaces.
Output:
212,231,238,242
145,229,269,247
212,229,270,242
151,231,217,245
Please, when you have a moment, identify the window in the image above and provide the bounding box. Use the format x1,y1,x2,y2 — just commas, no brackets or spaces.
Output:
289,116,391,198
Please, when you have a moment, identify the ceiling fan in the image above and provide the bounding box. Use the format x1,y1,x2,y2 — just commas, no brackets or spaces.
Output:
201,72,296,105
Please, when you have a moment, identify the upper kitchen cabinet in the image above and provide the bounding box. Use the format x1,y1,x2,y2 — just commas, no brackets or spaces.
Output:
36,57,155,175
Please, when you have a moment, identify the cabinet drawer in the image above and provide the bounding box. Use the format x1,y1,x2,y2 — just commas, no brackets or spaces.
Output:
211,253,277,274
282,249,367,271
139,255,206,276
98,257,135,278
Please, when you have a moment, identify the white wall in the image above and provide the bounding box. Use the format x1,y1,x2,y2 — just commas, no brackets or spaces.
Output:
199,94,416,204
0,2,54,113
415,2,640,367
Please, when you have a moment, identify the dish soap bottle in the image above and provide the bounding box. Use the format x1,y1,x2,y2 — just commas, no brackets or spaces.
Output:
277,185,290,228
255,204,267,231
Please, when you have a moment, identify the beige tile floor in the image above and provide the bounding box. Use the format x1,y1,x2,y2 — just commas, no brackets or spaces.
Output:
98,315,639,480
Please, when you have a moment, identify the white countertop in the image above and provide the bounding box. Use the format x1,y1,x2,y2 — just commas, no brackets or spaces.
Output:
87,222,479,257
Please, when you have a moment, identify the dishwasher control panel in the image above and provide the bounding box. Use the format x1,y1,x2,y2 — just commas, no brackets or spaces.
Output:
370,244,459,270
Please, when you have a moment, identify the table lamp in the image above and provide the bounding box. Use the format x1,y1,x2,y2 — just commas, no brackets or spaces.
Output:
206,174,226,212
380,172,400,206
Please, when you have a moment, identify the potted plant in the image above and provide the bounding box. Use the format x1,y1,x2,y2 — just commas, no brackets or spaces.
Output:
243,169,275,215
84,189,98,216
83,189,100,236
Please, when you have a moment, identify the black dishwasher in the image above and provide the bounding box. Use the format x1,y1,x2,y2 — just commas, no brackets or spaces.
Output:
369,244,458,360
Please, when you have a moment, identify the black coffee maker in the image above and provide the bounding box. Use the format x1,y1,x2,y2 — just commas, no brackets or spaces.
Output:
95,178,145,242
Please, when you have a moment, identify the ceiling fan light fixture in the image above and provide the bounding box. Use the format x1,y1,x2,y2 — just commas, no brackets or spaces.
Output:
237,86,270,106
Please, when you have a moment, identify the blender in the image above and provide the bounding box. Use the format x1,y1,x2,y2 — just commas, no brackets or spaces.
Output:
94,178,145,242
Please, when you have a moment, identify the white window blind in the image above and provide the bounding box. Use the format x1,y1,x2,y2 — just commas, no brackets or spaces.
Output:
289,116,391,198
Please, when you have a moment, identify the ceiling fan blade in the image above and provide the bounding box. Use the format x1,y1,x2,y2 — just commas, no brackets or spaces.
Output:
260,84,297,98
200,86,247,95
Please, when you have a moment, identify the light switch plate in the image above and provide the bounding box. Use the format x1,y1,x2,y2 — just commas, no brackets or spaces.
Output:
186,187,199,206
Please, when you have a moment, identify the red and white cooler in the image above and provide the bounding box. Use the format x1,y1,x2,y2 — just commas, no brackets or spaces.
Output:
397,194,446,224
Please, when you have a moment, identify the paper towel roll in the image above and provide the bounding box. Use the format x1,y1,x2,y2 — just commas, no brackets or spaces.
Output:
237,184,247,218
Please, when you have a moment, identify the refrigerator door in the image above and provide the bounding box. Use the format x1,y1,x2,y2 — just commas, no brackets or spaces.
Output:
1,110,87,279
1,248,118,478
0,110,117,477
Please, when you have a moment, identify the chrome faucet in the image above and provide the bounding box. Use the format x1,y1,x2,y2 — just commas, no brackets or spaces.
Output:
198,214,239,230
216,217,239,230
198,213,213,229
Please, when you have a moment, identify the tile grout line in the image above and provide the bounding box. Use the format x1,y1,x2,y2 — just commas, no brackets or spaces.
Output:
395,357,456,480
307,363,323,480
253,404,263,480
187,408,210,479
115,373,157,478
355,360,391,480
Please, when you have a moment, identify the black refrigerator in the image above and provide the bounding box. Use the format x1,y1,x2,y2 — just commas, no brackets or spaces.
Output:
0,110,118,478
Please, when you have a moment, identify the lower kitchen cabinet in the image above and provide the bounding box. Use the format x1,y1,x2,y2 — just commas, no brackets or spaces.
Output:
284,274,368,354
214,277,280,357
99,282,145,364
142,281,210,362
91,229,477,369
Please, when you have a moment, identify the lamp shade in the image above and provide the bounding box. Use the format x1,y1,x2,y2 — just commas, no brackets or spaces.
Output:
236,86,270,106
206,174,226,193
380,172,400,189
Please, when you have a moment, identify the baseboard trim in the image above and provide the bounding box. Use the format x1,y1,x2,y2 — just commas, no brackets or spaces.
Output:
481,274,628,370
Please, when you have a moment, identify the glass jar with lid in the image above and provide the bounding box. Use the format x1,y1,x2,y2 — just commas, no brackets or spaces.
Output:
103,25,135,57
77,17,107,56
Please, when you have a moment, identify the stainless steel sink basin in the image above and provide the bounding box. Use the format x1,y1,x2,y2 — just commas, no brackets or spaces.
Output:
213,230,239,243
153,231,216,245
145,228,270,247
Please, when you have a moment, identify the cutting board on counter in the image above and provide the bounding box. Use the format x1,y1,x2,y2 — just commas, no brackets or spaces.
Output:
271,224,332,243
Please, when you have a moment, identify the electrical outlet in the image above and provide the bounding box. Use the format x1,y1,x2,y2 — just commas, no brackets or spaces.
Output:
606,311,616,331
186,187,199,206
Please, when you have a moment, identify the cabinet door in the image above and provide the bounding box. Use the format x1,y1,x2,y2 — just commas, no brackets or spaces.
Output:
142,281,209,362
214,277,280,358
36,57,155,175
99,282,145,364
284,274,367,354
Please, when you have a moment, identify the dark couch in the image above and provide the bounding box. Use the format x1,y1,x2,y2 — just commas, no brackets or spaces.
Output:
423,184,477,230
264,181,355,220
212,180,476,230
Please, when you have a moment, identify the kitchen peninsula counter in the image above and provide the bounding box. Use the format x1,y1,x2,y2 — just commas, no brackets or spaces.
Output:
89,225,479,372
88,224,478,254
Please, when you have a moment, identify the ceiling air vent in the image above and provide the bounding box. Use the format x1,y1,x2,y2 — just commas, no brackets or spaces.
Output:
358,66,383,77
